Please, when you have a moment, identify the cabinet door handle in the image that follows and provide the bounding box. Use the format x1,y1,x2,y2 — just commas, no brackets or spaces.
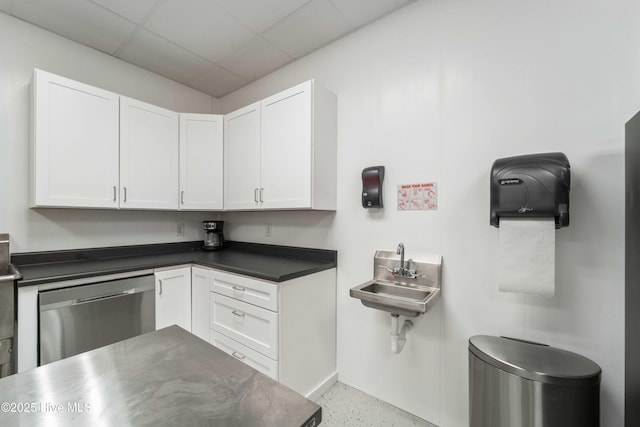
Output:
113,186,117,202
232,310,245,318
123,187,127,203
259,188,264,203
232,286,246,292
231,351,245,361
254,188,259,203
181,190,185,205
158,279,163,295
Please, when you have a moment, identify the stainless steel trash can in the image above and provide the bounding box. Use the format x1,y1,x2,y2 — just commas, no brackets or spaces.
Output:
469,335,601,427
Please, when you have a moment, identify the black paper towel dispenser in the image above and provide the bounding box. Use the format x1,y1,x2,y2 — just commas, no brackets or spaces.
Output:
490,152,570,228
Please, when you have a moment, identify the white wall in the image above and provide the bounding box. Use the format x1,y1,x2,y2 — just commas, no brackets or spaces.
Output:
0,12,218,253
219,0,640,425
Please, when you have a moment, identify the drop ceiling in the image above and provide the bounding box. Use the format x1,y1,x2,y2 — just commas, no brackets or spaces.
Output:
1,0,415,97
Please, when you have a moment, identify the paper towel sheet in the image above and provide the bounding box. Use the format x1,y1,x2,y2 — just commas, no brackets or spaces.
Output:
498,218,556,297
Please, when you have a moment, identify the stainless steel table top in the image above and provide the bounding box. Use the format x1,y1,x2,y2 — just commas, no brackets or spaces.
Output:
0,326,321,426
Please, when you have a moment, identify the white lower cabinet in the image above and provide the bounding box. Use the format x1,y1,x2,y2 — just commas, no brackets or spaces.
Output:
208,268,337,398
155,265,336,398
191,266,211,341
210,293,278,359
210,271,278,311
155,267,192,332
210,330,279,380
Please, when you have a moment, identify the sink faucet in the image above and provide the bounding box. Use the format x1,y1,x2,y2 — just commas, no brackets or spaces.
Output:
396,243,405,275
376,243,421,279
396,243,407,277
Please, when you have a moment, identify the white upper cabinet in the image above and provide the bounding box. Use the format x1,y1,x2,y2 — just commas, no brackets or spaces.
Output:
31,70,336,213
179,114,224,210
31,69,119,208
224,80,337,211
224,103,261,210
120,97,179,210
260,83,312,209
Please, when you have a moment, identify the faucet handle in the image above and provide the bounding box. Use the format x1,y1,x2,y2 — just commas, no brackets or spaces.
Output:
377,265,395,274
377,265,405,277
403,269,423,279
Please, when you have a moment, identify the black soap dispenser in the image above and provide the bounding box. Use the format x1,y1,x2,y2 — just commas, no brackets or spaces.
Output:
362,166,385,208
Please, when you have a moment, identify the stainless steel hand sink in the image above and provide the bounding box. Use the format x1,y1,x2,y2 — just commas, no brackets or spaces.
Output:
361,280,432,300
350,249,442,317
350,279,440,317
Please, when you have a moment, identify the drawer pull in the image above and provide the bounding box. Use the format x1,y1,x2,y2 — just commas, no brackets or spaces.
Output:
232,310,245,318
232,351,245,360
232,286,246,292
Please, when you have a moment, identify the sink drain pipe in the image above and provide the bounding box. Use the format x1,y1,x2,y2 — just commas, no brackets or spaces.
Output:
390,314,414,354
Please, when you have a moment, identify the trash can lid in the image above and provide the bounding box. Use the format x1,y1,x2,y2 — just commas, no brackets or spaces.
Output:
469,335,601,386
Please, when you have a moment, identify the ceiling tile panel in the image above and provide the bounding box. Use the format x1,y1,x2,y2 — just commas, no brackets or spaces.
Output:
331,0,401,29
216,0,311,33
186,63,247,98
118,29,212,83
6,0,414,96
220,36,293,82
10,0,136,54
144,0,256,63
89,0,158,23
262,0,352,58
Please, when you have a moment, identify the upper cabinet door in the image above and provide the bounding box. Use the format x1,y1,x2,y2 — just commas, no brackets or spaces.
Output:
222,80,337,212
31,69,119,208
260,81,312,209
179,114,224,211
224,103,261,210
120,97,179,210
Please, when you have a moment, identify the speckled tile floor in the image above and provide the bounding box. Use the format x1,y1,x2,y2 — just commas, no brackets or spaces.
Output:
316,382,437,427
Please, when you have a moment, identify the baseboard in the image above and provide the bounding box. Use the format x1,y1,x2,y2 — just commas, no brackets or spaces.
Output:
306,371,339,401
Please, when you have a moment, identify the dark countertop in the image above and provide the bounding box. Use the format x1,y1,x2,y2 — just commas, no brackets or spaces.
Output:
0,326,321,426
12,241,337,286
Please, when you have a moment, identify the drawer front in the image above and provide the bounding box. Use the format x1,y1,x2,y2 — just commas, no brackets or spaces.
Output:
210,293,278,359
209,330,278,380
210,270,278,312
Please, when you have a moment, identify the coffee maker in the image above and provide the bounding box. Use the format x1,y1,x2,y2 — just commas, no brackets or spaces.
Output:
203,221,224,250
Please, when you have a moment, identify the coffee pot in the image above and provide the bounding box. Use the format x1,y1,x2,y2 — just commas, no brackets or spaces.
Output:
203,221,224,250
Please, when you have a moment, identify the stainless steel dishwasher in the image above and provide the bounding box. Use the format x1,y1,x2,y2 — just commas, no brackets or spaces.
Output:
39,274,155,365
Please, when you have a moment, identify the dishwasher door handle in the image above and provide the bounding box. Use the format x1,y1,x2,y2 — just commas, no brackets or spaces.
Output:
39,276,155,312
40,288,143,312
75,288,137,304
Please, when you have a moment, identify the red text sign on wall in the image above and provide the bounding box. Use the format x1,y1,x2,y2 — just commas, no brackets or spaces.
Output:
397,182,437,211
